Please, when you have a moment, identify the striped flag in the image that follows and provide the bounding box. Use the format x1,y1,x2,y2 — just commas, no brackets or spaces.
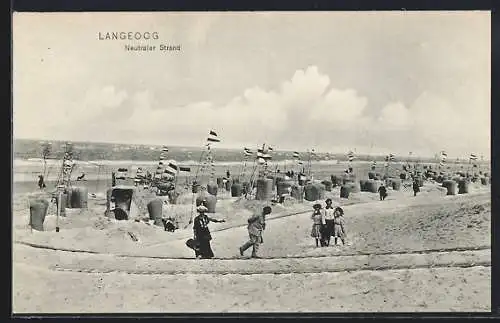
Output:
440,151,447,164
347,151,355,162
179,166,191,172
164,167,177,176
257,150,271,160
207,130,220,143
470,154,478,160
168,161,178,171
293,151,300,159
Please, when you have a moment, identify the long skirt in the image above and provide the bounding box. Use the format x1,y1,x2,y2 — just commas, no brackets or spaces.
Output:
311,224,322,238
196,238,215,259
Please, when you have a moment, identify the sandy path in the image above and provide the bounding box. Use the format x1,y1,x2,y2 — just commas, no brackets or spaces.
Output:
13,242,490,275
13,262,490,313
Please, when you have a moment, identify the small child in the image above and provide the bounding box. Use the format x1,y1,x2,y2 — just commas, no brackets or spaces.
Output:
333,206,347,245
310,203,324,247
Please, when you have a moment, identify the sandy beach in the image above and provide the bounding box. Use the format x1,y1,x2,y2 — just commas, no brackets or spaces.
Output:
12,173,491,313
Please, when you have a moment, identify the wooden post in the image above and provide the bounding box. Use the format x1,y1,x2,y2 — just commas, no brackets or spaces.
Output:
56,191,61,232
27,198,32,234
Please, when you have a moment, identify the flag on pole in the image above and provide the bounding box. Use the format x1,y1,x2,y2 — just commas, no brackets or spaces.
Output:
440,151,447,163
347,150,355,162
207,130,220,143
164,167,177,176
168,161,178,171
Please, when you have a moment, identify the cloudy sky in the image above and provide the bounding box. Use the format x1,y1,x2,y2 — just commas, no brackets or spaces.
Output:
13,11,490,158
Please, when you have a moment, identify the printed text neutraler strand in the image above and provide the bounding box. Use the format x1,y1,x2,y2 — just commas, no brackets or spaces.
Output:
124,44,181,51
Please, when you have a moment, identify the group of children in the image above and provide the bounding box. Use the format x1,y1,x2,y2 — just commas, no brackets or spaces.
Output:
310,198,346,247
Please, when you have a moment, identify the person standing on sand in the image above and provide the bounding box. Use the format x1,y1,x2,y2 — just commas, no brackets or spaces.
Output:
311,203,325,247
333,207,347,246
322,198,335,246
193,205,225,259
412,179,420,197
378,183,387,201
37,175,46,189
239,206,271,258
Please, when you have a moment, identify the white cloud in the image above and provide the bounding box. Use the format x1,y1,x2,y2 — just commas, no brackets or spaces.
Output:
376,92,490,157
17,65,489,158
378,102,410,130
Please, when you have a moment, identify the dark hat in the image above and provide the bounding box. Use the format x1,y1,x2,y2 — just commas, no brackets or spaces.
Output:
313,203,322,209
334,206,344,215
325,198,332,204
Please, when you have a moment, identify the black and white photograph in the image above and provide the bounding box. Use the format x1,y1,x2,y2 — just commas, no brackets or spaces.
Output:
12,11,491,313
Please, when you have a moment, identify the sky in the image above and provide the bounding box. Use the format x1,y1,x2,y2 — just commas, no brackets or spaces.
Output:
13,11,490,159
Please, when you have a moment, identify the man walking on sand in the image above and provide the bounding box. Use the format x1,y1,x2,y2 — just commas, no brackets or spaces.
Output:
239,206,272,258
378,183,387,201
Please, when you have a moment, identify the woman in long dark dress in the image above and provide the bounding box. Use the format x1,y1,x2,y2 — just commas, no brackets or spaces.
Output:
193,205,225,259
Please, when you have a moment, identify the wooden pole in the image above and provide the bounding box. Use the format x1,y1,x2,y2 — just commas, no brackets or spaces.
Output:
56,191,61,232
187,145,209,228
27,198,32,234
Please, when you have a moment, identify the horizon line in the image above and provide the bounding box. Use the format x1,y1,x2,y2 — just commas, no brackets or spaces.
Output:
13,137,490,161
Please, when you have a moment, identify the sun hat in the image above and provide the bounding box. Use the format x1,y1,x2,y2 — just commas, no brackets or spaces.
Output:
196,205,208,213
313,203,322,210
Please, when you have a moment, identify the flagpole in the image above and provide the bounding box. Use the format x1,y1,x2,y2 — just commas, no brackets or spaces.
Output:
186,143,208,228
247,159,258,199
